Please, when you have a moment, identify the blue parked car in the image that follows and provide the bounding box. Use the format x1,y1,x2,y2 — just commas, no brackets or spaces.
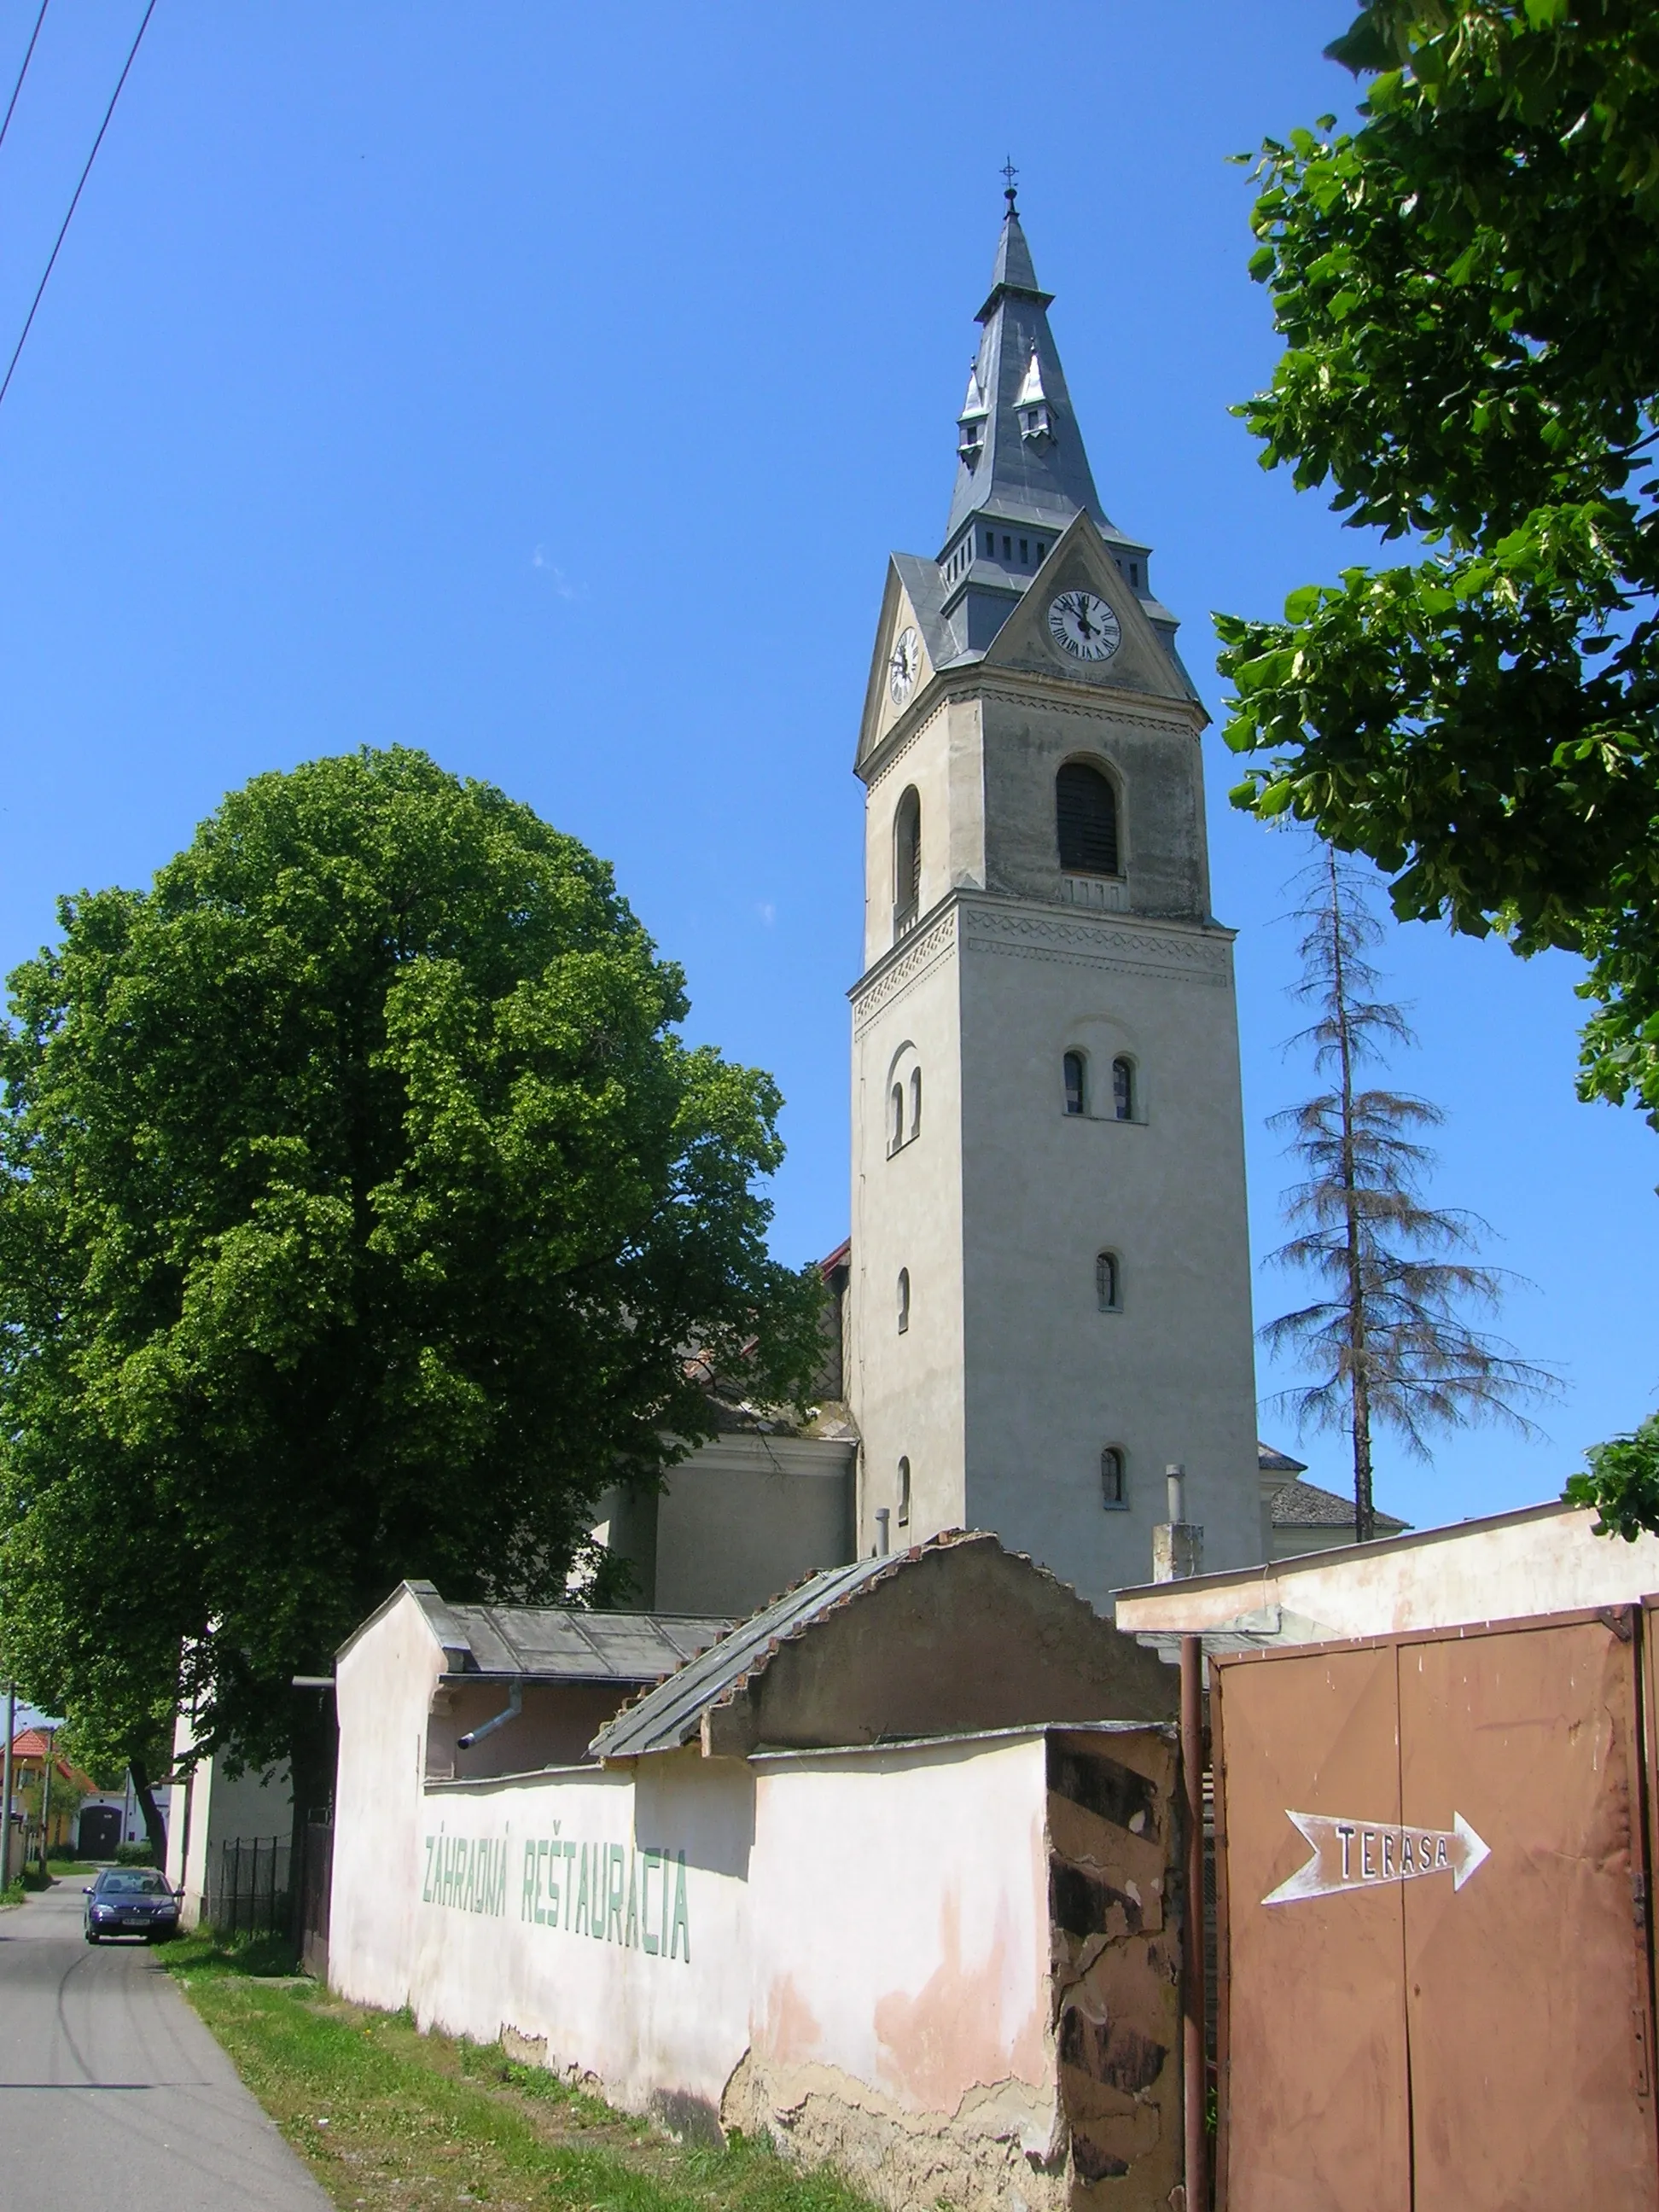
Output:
83,1866,180,1943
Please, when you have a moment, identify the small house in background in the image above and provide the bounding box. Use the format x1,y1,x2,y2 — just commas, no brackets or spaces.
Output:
5,1727,99,1855
1257,1441,1409,1561
329,1531,1186,2211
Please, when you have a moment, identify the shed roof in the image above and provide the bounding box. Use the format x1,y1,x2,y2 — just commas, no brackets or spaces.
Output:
590,1551,894,1759
589,1528,1176,1762
404,1580,731,1685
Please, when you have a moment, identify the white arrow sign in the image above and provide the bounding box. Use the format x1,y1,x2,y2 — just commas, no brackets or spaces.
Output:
1262,1810,1492,1906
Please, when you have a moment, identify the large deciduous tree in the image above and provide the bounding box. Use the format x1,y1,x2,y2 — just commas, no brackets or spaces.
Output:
1215,0,1659,1124
0,748,824,1864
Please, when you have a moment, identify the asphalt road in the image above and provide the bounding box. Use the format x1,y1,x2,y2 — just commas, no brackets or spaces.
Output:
0,1878,330,2210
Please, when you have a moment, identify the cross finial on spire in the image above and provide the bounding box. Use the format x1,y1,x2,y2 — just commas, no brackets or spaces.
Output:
1001,156,1018,212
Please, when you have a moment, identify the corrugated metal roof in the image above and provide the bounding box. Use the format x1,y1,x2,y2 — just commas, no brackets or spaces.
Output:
406,1584,731,1684
589,1548,906,1761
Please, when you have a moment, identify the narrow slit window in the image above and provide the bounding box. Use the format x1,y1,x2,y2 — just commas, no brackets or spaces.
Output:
897,1268,911,1334
893,786,921,937
897,1456,911,1527
983,528,994,556
1003,534,1011,559
910,1066,923,1140
890,1083,905,1155
1063,1051,1086,1117
1100,1447,1126,1509
1096,1251,1121,1311
1112,1057,1134,1121
1020,538,1028,563
1057,761,1120,876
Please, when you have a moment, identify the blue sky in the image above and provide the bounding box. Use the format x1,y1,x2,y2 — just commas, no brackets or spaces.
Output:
0,2,1650,1537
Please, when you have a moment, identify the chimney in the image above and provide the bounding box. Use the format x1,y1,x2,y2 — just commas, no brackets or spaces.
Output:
875,1508,890,1557
1152,1462,1203,1582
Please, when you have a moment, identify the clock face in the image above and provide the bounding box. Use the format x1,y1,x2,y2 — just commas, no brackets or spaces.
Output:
888,626,923,706
1047,590,1121,664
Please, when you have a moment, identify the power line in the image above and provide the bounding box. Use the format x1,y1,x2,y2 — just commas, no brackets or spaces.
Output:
0,0,155,417
0,2,50,160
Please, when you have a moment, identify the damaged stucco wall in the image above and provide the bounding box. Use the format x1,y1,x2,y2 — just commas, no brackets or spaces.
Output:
329,1590,1183,2207
731,1732,1062,2209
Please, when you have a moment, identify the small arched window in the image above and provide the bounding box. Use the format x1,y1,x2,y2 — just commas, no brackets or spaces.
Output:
1057,761,1120,876
897,1268,911,1334
1100,1447,1127,1509
889,1083,905,1155
893,787,922,937
1112,1057,1135,1121
910,1065,923,1140
1063,1051,1086,1117
897,1456,911,1527
1096,1251,1121,1312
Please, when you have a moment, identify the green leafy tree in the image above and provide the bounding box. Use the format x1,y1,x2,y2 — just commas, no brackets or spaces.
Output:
1214,0,1659,1125
1563,1416,1659,1540
1262,848,1557,1538
0,748,824,1871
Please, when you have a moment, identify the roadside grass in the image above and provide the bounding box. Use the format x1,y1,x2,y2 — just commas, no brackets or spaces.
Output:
165,1934,882,2212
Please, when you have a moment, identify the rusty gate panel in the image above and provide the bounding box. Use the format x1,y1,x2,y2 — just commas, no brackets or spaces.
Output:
1215,1609,1659,2211
1214,1641,1410,2212
1400,1615,1656,2208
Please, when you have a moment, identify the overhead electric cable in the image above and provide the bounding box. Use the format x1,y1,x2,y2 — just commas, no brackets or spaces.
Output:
0,1,50,160
0,0,155,417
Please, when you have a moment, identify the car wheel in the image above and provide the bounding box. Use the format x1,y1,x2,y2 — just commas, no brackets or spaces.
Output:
84,1930,99,1945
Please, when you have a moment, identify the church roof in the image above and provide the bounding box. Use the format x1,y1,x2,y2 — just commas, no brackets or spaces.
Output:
942,199,1109,550
1270,1478,1411,1535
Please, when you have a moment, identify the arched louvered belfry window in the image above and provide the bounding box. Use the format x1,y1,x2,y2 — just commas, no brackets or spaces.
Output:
893,787,922,936
909,1066,923,1140
1112,1057,1135,1121
1057,760,1120,876
889,1083,905,1155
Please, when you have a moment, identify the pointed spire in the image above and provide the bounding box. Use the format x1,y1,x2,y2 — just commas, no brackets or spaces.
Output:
980,205,1050,318
941,193,1108,562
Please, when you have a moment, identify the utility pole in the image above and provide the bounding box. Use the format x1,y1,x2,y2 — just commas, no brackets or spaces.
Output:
38,1726,54,1872
1,1685,14,1889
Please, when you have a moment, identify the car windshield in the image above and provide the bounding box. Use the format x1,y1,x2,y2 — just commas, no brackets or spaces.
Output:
96,1870,169,1895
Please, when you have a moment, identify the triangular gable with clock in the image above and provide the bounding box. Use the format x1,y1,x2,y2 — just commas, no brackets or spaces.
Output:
847,187,1260,1607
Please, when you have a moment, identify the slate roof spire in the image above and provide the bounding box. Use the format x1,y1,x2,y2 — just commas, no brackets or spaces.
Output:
940,194,1109,562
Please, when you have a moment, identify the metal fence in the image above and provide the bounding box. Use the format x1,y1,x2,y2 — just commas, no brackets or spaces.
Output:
207,1835,291,1938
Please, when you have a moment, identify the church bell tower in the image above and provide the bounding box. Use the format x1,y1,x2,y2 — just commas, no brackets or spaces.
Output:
847,189,1260,1607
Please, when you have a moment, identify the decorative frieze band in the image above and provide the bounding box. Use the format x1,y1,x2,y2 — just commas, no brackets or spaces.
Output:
959,900,1231,986
850,906,958,1029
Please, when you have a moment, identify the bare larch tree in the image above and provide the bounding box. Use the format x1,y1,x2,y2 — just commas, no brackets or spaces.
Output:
1261,847,1557,1540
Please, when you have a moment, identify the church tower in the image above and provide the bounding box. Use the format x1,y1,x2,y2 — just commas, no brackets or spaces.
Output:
847,190,1260,1607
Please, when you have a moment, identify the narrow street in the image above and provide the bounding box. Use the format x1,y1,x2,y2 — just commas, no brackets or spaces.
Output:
0,1880,329,2210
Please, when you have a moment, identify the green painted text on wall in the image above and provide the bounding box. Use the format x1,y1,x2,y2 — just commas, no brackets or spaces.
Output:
422,1832,509,1918
520,1839,690,1963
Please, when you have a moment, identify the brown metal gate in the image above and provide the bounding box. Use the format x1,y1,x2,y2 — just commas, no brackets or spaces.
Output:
1213,1608,1658,2211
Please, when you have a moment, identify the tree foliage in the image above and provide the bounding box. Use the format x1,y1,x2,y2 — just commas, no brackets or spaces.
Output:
1261,848,1557,1537
0,748,824,1807
1215,0,1659,1121
1563,1413,1659,1538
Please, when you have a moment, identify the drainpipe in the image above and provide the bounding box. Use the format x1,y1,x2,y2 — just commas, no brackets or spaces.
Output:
1181,1633,1208,2212
456,1680,523,1751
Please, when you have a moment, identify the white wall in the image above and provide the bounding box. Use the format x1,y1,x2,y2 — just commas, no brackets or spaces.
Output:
1115,1499,1659,1642
746,1735,1053,2152
166,1701,292,1927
